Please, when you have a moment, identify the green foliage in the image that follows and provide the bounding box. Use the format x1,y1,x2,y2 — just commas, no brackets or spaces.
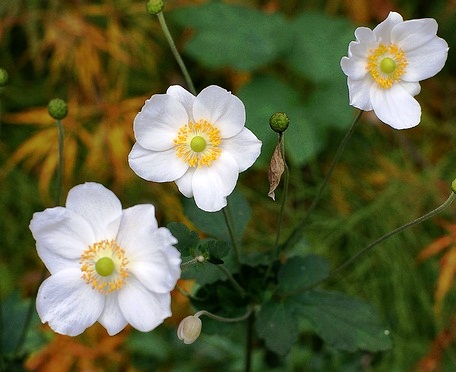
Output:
295,290,392,352
167,222,199,257
278,255,329,292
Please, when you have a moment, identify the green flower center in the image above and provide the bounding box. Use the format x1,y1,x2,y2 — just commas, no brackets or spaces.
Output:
190,136,206,152
380,57,396,74
95,257,115,276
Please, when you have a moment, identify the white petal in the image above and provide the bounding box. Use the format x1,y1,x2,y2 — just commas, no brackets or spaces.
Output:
129,228,181,294
134,94,189,151
340,56,369,80
98,293,128,336
30,207,93,274
166,85,196,122
36,268,105,336
192,152,239,212
401,37,448,82
373,12,403,43
117,204,159,246
370,84,421,129
392,18,438,51
221,128,262,172
349,27,378,58
175,168,195,198
65,183,122,241
346,76,374,111
193,85,245,138
118,277,172,332
128,143,188,182
399,81,421,96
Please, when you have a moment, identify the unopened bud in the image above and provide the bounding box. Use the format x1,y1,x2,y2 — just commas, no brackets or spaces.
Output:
48,98,68,120
452,179,456,194
146,0,164,15
0,68,9,87
177,315,202,344
269,112,289,133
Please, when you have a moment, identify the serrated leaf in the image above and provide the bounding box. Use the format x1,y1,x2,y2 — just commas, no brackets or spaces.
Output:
255,300,299,355
169,2,290,71
295,290,392,352
278,255,329,293
166,222,199,257
183,190,251,246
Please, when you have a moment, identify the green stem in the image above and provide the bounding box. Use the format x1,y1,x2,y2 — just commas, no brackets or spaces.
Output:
217,264,247,298
55,119,64,206
329,191,456,278
283,110,363,249
156,12,196,95
245,311,254,372
223,207,242,264
195,306,253,323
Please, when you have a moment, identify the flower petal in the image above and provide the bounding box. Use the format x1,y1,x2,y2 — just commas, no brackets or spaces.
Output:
128,143,188,182
175,168,195,198
36,268,105,336
118,277,172,332
348,27,378,58
166,85,196,122
373,12,403,43
399,81,421,96
128,227,181,293
392,18,438,51
370,83,421,129
193,85,245,138
346,77,374,111
340,55,369,80
65,183,122,241
134,94,189,151
192,152,239,212
30,207,93,274
222,128,262,172
98,293,128,336
401,37,448,82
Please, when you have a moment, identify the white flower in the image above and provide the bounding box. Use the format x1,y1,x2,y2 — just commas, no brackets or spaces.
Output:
177,314,202,344
29,182,181,336
340,11,448,129
128,85,262,212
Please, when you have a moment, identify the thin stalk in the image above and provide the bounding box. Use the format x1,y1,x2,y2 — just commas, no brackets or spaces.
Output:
223,207,242,264
55,119,64,206
156,12,196,95
217,264,247,298
195,306,253,323
282,110,363,249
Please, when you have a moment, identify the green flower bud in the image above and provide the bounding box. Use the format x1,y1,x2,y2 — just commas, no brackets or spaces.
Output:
146,0,164,15
48,98,68,120
0,68,9,87
269,112,289,133
452,179,456,194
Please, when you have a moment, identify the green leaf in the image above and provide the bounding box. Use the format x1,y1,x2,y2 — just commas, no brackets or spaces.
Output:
286,12,354,84
202,239,231,264
169,2,290,71
183,190,251,245
278,255,329,293
238,75,324,167
166,222,199,257
295,290,392,352
255,299,299,355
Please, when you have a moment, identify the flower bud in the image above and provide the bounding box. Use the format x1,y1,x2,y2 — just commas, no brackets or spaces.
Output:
48,98,68,120
177,315,202,344
452,179,456,194
0,68,9,87
146,0,164,15
269,112,289,133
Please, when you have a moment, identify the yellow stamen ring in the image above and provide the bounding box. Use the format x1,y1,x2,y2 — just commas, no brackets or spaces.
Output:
367,43,407,89
80,239,129,295
174,119,221,167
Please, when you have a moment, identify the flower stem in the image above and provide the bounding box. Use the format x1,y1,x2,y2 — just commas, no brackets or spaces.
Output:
217,264,247,298
223,206,242,264
329,191,456,278
156,12,196,95
55,119,64,206
194,306,253,323
283,110,363,249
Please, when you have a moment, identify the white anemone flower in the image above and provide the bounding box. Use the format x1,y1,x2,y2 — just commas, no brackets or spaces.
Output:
341,11,448,129
29,182,181,336
128,85,262,212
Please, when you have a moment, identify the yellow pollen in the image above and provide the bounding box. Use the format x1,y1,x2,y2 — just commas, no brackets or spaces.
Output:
80,239,129,295
367,43,407,89
174,119,222,167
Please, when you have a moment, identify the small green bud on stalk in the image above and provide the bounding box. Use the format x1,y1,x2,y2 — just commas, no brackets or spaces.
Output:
0,68,9,87
452,179,456,194
146,0,164,15
269,112,289,133
48,98,68,120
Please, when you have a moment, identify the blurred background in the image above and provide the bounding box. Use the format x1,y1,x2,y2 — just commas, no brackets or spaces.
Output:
1,0,456,370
